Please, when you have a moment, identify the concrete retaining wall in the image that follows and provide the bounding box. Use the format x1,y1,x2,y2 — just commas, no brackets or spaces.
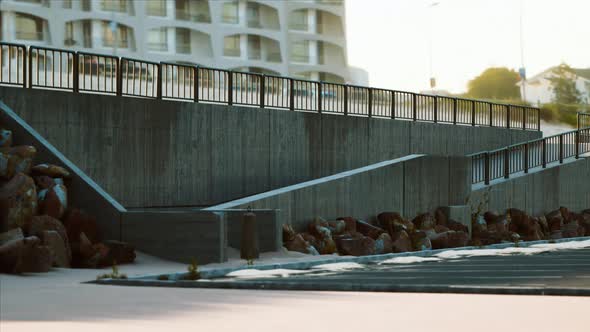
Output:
470,157,590,216
0,86,541,208
206,155,472,231
121,211,227,264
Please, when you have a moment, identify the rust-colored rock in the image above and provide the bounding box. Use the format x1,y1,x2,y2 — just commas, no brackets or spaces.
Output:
31,164,71,179
338,236,375,256
282,224,296,243
374,233,393,254
41,230,71,268
411,231,432,251
356,220,385,240
284,234,319,255
0,235,40,273
448,220,468,233
38,184,68,220
99,240,136,266
391,230,412,253
14,244,53,273
483,211,499,224
337,217,357,233
412,213,435,231
63,209,99,244
434,208,448,226
0,173,37,232
0,146,36,179
447,231,469,248
27,215,69,246
434,225,450,233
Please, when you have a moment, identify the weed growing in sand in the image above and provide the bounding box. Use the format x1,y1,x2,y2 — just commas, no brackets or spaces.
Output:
96,261,127,280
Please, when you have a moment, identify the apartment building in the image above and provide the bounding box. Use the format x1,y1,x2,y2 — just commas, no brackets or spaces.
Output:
0,0,366,84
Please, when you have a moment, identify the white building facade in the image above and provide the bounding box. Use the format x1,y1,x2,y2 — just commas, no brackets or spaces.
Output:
519,67,590,105
0,0,359,83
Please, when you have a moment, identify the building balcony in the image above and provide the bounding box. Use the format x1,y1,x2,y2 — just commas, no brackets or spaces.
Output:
15,31,45,41
175,9,210,23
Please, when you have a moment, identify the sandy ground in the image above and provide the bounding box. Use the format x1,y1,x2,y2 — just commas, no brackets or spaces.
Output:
2,249,589,332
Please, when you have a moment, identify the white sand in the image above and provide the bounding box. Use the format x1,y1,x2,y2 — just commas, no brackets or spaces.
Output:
379,256,442,265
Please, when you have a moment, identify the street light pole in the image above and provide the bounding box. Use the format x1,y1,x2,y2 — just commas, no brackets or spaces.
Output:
519,0,527,103
428,2,440,90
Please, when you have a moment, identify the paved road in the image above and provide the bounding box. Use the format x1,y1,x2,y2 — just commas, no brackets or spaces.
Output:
199,249,590,296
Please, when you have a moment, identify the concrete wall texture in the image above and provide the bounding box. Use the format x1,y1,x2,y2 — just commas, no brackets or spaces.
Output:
206,155,472,231
0,86,541,208
470,157,590,216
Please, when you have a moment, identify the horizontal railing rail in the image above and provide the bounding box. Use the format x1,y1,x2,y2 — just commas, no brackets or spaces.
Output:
0,42,541,131
470,125,590,185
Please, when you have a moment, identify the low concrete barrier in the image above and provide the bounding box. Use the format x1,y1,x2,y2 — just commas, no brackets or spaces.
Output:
206,155,472,231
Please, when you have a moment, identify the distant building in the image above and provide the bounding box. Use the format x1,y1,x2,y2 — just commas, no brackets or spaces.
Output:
0,0,367,84
518,67,590,105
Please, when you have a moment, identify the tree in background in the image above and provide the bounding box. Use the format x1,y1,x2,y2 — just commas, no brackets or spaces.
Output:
467,67,521,100
547,63,581,104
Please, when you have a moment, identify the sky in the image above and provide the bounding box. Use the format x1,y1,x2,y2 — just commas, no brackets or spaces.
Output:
345,0,590,94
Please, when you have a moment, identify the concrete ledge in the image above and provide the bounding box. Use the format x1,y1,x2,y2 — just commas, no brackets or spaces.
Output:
121,211,227,264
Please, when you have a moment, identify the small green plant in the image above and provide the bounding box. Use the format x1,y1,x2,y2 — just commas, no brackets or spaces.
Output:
247,259,254,266
96,261,127,280
157,274,169,281
183,259,201,280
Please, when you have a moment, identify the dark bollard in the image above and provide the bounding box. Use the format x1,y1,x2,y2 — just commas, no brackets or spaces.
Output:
241,210,259,260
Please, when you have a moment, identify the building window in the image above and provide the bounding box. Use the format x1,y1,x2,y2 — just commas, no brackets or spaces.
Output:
291,40,309,63
176,28,191,54
62,0,72,8
222,2,239,24
223,35,240,57
289,10,308,31
64,22,75,46
15,0,48,5
146,0,166,16
247,35,261,60
102,22,130,48
176,0,210,22
14,13,44,41
100,0,128,13
246,2,261,28
147,28,168,52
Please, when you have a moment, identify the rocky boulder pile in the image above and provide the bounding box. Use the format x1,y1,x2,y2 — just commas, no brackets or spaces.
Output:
0,128,135,274
282,207,470,256
472,207,590,246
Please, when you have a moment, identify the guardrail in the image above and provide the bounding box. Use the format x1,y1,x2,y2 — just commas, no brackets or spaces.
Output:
579,112,590,130
0,42,541,131
470,126,590,185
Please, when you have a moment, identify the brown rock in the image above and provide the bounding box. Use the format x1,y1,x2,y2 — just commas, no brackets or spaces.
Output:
318,237,337,255
282,224,296,243
41,230,71,268
14,244,53,273
31,164,71,179
27,215,69,246
0,146,36,179
356,220,385,240
301,232,320,250
33,176,56,190
448,231,469,248
559,207,571,223
483,211,499,224
434,225,450,233
0,129,12,148
374,233,393,254
546,210,564,231
412,213,435,231
0,235,39,273
38,184,68,220
434,207,448,226
0,227,24,245
430,231,451,249
327,220,346,235
0,173,37,232
337,217,357,233
411,231,432,251
562,220,580,238
377,212,413,237
99,240,136,266
448,220,468,233
391,230,412,253
338,236,375,256
285,234,319,255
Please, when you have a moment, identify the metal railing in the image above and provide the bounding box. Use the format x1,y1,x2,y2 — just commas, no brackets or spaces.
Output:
579,112,590,130
0,41,541,130
470,126,590,185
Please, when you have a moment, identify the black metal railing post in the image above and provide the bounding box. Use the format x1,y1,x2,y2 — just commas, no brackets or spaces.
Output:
433,96,438,123
504,148,510,179
524,143,529,173
368,88,373,118
73,53,79,93
27,46,32,88
542,138,547,168
344,85,349,116
227,71,233,105
559,134,564,164
289,78,294,111
506,105,511,129
412,93,417,121
193,66,199,103
537,109,541,131
452,98,457,125
156,64,162,99
259,74,265,108
484,152,490,185
116,57,122,96
390,91,396,119
522,107,526,130
471,100,476,126
574,129,580,159
489,103,493,127
317,82,322,114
